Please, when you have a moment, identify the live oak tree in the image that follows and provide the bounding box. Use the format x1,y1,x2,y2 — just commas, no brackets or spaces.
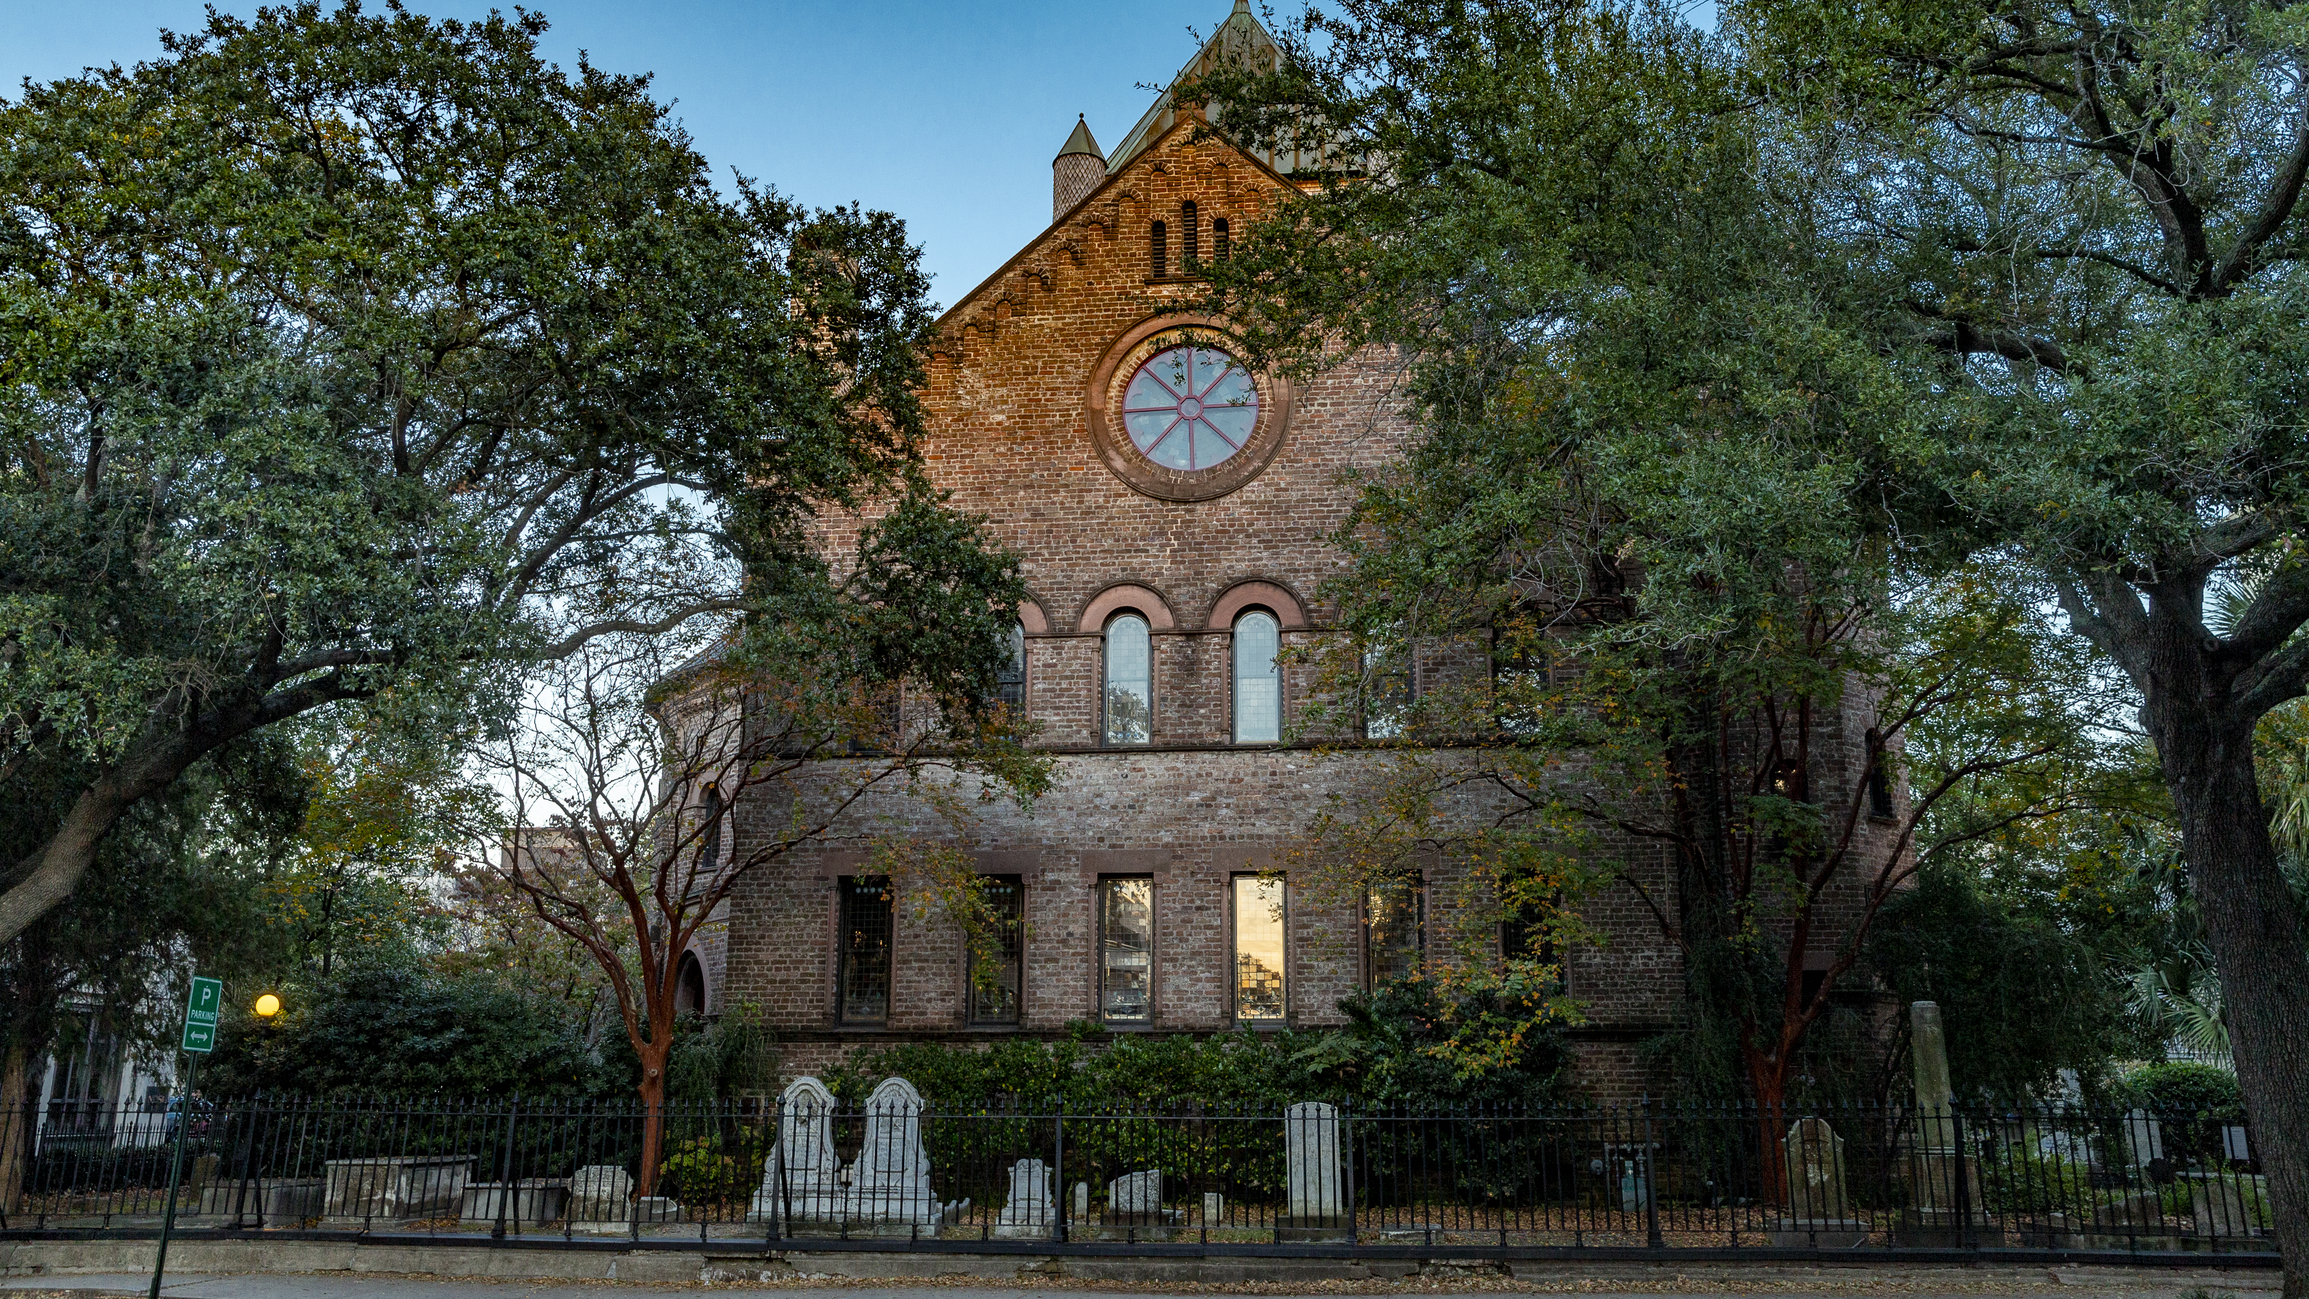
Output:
1196,0,2309,1287
0,5,973,945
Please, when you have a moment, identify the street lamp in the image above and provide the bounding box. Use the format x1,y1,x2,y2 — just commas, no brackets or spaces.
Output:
252,993,282,1019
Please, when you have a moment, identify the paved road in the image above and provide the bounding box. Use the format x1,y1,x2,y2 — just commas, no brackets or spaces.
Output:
0,1272,2284,1299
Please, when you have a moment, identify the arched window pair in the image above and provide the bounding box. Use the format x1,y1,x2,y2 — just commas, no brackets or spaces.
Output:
1101,609,1278,745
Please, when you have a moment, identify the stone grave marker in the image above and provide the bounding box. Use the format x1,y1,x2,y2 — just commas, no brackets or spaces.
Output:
847,1077,939,1228
1283,1101,1350,1240
753,1076,844,1226
993,1158,1054,1239
1766,1117,1864,1246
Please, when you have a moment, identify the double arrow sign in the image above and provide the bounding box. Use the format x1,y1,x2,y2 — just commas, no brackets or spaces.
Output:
179,976,222,1055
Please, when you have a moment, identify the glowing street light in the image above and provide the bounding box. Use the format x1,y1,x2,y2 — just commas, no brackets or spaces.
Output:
252,993,282,1019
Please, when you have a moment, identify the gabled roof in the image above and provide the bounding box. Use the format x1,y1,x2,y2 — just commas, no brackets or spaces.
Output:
1103,0,1280,175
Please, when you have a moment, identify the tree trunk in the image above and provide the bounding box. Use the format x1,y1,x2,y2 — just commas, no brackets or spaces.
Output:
1746,1042,1792,1205
635,1045,669,1199
0,1035,29,1220
2148,692,2309,1298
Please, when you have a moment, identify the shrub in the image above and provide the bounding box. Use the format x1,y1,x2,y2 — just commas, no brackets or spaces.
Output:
2123,1062,2244,1165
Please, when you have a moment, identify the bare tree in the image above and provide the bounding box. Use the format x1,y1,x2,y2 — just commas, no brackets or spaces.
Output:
482,630,1044,1196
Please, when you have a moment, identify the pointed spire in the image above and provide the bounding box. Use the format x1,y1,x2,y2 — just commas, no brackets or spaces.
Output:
1055,114,1104,163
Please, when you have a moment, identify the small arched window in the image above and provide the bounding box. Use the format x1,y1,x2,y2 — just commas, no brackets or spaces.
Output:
1233,610,1281,743
1151,221,1168,280
1182,201,1199,268
1104,614,1152,745
1213,217,1230,261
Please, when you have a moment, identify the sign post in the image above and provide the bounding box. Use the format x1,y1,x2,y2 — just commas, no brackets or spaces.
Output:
150,976,220,1299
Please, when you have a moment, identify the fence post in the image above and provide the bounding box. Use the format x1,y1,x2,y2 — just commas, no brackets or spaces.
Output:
227,1095,258,1229
1053,1109,1066,1245
1641,1095,1662,1248
491,1097,518,1241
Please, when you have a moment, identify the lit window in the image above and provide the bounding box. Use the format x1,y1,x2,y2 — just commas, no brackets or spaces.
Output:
1182,201,1199,267
1213,217,1230,261
969,876,1023,1025
996,622,1026,711
1122,345,1258,471
838,876,892,1025
1099,877,1154,1023
1151,220,1168,279
1364,875,1423,988
1232,875,1287,1022
1104,614,1152,745
1233,610,1280,743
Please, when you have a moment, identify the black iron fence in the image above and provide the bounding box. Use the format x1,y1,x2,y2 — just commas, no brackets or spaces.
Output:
0,1095,2276,1259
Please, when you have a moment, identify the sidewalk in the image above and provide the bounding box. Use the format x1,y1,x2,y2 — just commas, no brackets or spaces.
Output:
0,1267,2283,1299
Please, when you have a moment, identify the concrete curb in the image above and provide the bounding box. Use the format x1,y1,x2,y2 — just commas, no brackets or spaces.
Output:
0,1239,2287,1291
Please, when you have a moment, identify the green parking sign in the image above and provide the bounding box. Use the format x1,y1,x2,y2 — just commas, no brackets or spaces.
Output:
180,976,222,1054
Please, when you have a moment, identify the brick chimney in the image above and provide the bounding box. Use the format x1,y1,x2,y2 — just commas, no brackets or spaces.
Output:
1053,115,1106,222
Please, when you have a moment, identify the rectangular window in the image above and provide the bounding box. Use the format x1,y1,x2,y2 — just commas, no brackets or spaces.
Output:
1865,730,1896,819
996,623,1027,711
837,876,893,1024
969,876,1023,1025
1362,644,1413,740
1364,875,1424,988
1098,877,1154,1024
1232,875,1288,1022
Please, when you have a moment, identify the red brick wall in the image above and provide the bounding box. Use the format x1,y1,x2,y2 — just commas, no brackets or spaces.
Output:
716,113,1901,1102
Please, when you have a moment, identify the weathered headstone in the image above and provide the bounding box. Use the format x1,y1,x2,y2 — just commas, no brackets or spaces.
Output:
2077,1188,2168,1249
1784,1117,1849,1221
568,1164,635,1233
2190,1175,2269,1238
1765,1117,1864,1247
1073,1181,1090,1223
1896,1002,1998,1246
753,1076,844,1225
1202,1191,1225,1226
1284,1101,1350,1240
1108,1168,1163,1215
846,1077,940,1228
992,1158,1054,1238
322,1155,476,1224
2224,1126,2253,1164
2121,1108,2166,1167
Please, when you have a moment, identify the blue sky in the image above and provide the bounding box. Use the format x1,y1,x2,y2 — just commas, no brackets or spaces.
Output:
2,1,1232,309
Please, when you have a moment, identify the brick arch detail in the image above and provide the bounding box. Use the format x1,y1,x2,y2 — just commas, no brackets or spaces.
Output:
1076,582,1176,633
1018,598,1051,636
1206,579,1307,631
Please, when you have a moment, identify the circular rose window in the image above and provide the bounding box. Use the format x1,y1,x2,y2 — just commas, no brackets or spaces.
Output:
1121,346,1259,471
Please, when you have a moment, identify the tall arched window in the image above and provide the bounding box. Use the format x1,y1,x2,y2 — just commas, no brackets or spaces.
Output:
1233,610,1280,743
1104,614,1152,745
996,621,1026,710
701,783,723,873
1213,217,1230,261
1150,221,1168,279
1181,201,1199,267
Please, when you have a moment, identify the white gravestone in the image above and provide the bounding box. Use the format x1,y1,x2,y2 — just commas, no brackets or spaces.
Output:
993,1158,1054,1238
1285,1101,1346,1227
846,1077,940,1227
753,1076,844,1225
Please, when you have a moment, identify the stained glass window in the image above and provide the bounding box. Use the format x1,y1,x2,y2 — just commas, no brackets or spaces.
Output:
1121,346,1258,472
1233,875,1287,1022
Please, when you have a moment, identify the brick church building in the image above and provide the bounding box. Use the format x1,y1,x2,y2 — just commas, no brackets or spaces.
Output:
685,1,1897,1094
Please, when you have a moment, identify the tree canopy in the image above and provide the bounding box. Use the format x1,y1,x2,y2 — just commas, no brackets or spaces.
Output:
0,3,1017,945
1194,0,2309,1282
